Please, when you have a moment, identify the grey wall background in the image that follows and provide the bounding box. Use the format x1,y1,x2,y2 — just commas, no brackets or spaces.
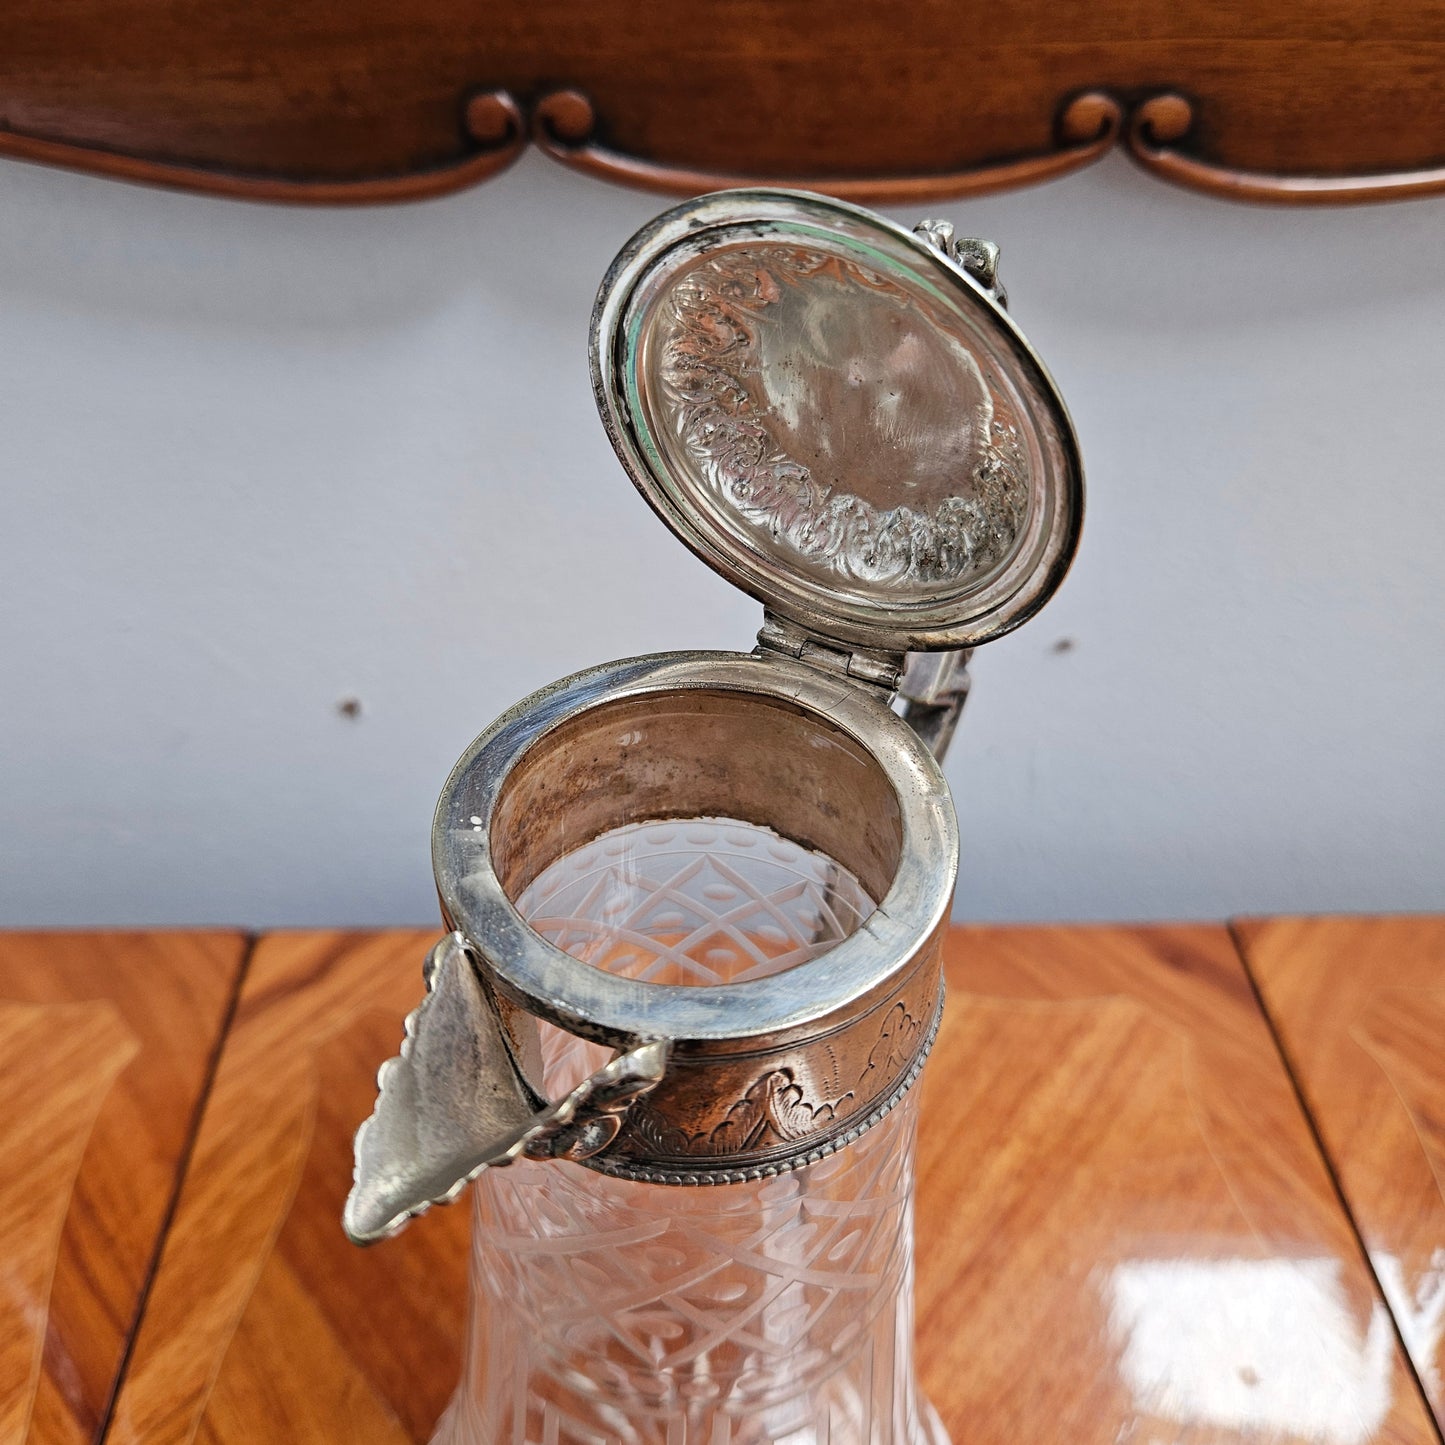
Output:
2,152,1442,928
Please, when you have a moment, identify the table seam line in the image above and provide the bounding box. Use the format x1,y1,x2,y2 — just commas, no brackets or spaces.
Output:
94,929,258,1445
1228,916,1445,1445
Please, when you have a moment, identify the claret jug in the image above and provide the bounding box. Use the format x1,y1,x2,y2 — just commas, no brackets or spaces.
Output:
344,188,1083,1445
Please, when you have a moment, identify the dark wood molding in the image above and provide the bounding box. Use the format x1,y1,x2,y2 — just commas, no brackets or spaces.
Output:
1,1,1443,207
0,91,528,205
1127,93,1445,205
530,89,1125,204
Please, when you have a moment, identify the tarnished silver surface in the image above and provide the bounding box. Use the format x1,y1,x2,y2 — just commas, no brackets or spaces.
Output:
646,243,1028,597
899,648,974,759
440,652,954,1181
433,654,954,1046
592,189,1082,652
913,219,1007,307
342,650,957,1230
345,931,668,1243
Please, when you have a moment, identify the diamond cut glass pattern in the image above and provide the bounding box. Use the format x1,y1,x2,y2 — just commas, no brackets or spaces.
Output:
434,819,947,1445
518,817,876,990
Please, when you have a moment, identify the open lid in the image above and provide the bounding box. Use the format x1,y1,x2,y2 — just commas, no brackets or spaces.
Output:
591,189,1083,653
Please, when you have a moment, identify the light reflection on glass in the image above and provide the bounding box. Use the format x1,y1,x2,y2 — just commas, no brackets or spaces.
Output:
1104,1257,1393,1443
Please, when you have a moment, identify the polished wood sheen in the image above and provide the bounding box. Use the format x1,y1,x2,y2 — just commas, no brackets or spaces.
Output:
1127,94,1445,205
0,932,245,1445
1240,916,1445,1433
107,932,472,1444
101,924,1438,1442
918,925,1437,1444
0,2,1443,204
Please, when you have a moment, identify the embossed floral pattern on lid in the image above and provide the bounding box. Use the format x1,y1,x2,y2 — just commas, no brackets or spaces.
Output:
652,243,1030,602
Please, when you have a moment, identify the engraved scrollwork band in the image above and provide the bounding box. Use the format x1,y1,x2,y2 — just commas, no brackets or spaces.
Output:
594,983,946,1186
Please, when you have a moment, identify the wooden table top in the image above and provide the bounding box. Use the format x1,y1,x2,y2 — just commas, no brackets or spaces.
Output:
5,920,1443,1445
0,933,245,1445
1241,918,1445,1431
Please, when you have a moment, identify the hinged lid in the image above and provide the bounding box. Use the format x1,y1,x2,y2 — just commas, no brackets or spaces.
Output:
591,189,1083,653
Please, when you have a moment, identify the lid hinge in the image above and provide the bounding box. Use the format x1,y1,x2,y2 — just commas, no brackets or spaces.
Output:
755,612,904,695
897,648,974,761
757,615,974,762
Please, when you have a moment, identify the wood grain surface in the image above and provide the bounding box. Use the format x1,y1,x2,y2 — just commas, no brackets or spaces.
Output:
1,0,1443,203
102,924,1440,1443
1240,916,1445,1435
918,924,1438,1445
0,932,246,1445
106,931,471,1445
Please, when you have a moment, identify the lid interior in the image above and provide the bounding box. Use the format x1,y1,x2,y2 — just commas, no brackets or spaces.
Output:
592,190,1082,652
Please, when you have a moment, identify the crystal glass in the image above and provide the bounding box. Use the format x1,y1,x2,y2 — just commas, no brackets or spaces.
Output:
434,818,948,1445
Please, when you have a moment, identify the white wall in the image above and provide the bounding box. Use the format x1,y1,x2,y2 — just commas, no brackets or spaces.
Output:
1,151,1442,928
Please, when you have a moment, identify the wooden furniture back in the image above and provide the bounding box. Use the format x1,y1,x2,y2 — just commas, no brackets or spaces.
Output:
2,1,1444,205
